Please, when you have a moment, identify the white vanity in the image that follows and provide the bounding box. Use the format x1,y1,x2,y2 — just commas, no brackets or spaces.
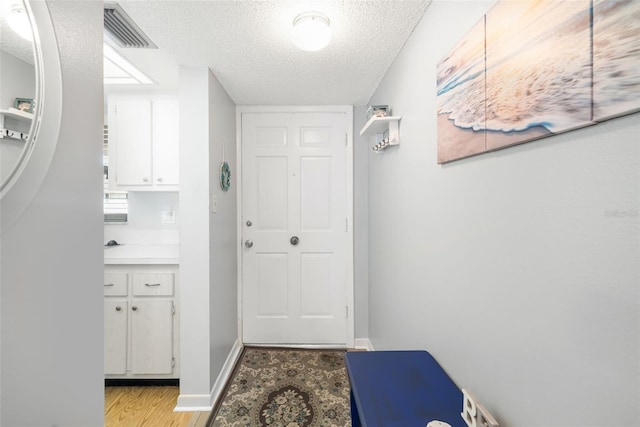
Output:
104,244,179,380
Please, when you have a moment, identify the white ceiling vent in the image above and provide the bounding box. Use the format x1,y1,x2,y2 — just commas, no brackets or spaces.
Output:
104,3,157,49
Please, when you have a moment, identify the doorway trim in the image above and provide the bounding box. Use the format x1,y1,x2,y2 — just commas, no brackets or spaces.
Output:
235,105,354,348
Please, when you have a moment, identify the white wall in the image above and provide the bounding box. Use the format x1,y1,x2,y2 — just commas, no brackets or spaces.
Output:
353,106,369,339
366,1,639,426
179,67,213,406
0,50,35,111
0,1,104,425
207,71,237,383
178,67,237,409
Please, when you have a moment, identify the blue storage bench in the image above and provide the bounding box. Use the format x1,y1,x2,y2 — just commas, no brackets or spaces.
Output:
344,350,466,427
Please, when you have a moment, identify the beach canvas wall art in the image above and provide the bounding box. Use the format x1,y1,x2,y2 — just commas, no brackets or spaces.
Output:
436,18,486,164
592,0,640,121
485,0,592,151
436,0,640,164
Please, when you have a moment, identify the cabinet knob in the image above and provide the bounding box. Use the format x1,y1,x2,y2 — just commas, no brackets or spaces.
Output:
143,177,149,183
157,177,163,182
115,306,121,311
132,306,138,311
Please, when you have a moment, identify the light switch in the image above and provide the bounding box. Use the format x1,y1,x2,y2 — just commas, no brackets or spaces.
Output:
211,195,217,214
161,210,175,224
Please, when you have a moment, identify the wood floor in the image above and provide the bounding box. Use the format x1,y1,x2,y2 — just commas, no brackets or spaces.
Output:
105,386,210,427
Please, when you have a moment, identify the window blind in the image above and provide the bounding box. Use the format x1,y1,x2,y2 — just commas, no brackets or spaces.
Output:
103,124,128,223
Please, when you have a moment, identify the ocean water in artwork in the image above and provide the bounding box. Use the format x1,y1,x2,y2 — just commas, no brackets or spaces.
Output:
437,0,595,161
436,17,486,163
437,18,486,132
593,0,640,121
484,0,593,150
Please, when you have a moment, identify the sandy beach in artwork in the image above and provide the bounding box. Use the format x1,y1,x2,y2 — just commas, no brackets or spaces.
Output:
437,114,485,164
485,123,551,151
437,114,551,164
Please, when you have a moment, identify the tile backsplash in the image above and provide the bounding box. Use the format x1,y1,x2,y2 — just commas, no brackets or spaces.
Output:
105,191,179,244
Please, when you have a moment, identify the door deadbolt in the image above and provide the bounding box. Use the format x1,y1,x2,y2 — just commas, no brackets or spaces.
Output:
246,220,252,227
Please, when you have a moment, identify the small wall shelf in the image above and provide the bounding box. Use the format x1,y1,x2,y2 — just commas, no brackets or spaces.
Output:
0,108,34,122
0,109,33,141
360,115,401,152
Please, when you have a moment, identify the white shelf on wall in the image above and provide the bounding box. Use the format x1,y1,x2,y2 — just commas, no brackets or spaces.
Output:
359,115,401,152
0,109,33,141
0,108,34,122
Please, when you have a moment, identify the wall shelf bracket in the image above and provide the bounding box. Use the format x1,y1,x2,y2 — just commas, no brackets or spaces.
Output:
0,128,28,141
359,115,401,152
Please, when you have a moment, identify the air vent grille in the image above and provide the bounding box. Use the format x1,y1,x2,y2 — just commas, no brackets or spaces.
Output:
104,3,157,49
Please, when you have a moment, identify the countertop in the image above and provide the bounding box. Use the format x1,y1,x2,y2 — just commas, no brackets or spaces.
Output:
104,244,179,265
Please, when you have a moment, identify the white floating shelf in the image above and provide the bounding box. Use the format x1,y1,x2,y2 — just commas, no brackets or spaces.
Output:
360,115,401,152
0,108,34,122
360,115,401,136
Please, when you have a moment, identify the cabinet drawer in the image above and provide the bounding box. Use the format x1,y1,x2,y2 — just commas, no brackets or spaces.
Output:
132,273,174,296
104,273,128,296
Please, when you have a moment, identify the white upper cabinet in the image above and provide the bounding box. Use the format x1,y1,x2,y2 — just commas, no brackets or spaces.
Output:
152,99,179,187
108,96,179,191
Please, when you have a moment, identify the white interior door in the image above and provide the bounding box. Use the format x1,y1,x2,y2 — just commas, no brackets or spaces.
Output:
242,111,350,345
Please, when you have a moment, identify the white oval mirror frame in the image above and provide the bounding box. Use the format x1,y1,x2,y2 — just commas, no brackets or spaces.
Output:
1,0,38,193
1,0,62,232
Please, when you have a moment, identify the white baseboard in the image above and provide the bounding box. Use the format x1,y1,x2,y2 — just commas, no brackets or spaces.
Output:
174,339,243,412
209,339,243,407
174,394,213,412
354,338,374,351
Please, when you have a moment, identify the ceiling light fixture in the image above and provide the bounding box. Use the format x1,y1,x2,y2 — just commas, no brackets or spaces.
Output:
292,11,331,52
7,3,33,41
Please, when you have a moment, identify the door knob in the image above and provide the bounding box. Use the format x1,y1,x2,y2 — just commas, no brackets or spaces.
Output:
245,240,253,248
290,236,299,245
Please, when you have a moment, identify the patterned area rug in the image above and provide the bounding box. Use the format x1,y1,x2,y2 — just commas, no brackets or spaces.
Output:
207,347,351,427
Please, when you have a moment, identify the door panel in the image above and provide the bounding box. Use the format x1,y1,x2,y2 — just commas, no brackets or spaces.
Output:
300,127,331,147
256,127,288,146
153,99,179,186
257,253,289,317
300,156,332,230
104,300,128,375
300,253,333,316
114,99,152,186
257,157,288,230
242,112,349,344
130,300,173,374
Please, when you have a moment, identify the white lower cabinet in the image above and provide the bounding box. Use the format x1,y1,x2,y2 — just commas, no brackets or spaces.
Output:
104,265,179,378
104,300,128,375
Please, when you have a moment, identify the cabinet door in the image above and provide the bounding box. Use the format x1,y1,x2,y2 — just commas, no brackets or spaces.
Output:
112,98,152,186
130,299,173,374
105,300,128,375
152,99,179,186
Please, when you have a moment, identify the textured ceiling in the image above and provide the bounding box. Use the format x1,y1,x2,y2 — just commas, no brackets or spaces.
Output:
118,0,431,105
0,2,35,65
